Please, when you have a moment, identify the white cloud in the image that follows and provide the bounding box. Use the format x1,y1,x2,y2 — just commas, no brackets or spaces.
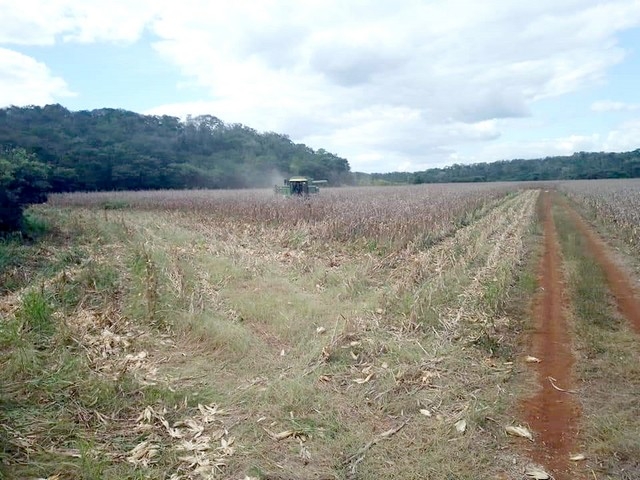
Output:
591,100,640,112
144,0,640,171
0,0,157,45
455,117,640,165
0,48,73,106
1,0,640,171
603,119,640,151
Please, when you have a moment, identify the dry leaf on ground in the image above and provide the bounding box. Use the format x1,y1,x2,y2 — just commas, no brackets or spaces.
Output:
264,429,301,441
525,467,550,479
126,440,159,466
353,373,374,384
454,419,467,434
505,425,533,441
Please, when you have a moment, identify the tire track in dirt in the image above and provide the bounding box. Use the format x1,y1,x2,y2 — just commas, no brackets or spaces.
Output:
560,197,640,335
523,191,582,480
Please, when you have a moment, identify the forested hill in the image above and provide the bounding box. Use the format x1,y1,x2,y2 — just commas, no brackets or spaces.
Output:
3,104,639,193
0,104,351,191
357,150,640,185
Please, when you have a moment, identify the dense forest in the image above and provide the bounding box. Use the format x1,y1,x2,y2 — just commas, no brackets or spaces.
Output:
0,104,351,192
358,150,640,185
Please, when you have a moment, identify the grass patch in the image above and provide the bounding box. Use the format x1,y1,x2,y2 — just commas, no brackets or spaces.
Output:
16,289,55,342
0,208,225,479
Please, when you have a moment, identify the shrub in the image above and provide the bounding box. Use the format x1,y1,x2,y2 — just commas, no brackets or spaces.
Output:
0,148,50,233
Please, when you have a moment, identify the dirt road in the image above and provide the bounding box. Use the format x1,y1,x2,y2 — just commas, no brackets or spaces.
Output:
522,190,640,479
523,191,580,479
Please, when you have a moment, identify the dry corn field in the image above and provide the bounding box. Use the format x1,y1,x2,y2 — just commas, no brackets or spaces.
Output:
2,180,640,480
557,179,640,252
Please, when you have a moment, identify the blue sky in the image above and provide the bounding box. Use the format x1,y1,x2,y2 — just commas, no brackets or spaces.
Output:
15,33,207,112
1,0,640,173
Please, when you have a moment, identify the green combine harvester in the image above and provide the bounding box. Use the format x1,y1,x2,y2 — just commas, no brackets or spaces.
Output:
274,177,328,197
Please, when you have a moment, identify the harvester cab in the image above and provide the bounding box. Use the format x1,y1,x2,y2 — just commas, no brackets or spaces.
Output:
275,177,328,197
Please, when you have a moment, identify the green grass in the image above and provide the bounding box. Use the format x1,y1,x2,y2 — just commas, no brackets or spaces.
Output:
0,209,221,479
16,290,55,341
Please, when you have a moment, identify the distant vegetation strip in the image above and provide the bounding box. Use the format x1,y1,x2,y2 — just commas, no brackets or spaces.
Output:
358,150,640,185
2,105,639,195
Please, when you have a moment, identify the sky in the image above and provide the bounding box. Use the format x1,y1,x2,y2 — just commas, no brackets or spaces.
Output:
1,1,640,173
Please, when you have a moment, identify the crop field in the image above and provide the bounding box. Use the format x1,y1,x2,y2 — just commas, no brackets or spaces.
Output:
1,180,639,480
557,179,640,256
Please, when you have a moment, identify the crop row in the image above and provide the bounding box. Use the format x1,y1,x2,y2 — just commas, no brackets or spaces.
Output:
49,183,524,251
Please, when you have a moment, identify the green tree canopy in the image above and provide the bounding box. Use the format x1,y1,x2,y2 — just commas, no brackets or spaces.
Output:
0,105,352,192
0,148,50,233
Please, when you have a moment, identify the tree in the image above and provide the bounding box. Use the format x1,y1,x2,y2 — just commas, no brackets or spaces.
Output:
0,148,50,233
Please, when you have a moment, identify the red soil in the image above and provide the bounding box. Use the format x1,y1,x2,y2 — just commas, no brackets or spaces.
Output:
521,190,640,478
522,191,582,480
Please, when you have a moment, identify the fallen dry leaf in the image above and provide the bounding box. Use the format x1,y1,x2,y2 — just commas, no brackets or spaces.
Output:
137,405,155,423
265,429,296,441
197,403,225,422
218,436,235,456
177,438,211,452
353,373,374,384
548,376,577,393
158,415,183,439
183,418,205,438
525,467,550,479
505,425,534,441
209,428,227,441
126,440,159,466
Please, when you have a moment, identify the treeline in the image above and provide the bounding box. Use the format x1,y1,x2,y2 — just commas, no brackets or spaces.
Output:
0,104,351,192
358,150,640,185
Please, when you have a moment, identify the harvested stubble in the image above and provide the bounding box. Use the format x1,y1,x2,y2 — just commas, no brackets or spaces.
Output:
4,184,541,479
